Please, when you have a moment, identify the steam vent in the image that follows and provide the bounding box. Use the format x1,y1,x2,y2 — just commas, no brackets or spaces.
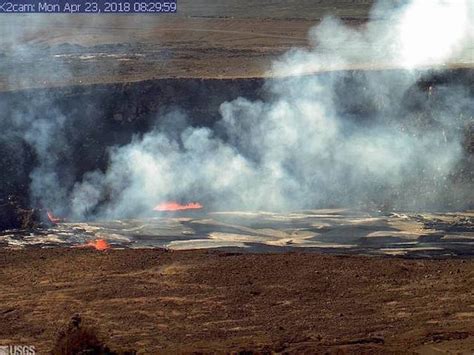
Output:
0,1,473,354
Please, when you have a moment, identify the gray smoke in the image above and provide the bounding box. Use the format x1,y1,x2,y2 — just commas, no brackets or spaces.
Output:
67,0,473,218
1,1,473,218
0,14,167,214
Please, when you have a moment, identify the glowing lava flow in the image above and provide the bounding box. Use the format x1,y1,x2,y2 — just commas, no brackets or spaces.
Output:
153,201,203,212
47,211,63,224
85,239,110,251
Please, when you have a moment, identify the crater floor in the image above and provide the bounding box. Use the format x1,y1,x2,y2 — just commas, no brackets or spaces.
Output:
2,209,473,257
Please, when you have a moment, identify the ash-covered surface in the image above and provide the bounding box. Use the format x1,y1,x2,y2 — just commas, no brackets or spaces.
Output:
2,209,473,258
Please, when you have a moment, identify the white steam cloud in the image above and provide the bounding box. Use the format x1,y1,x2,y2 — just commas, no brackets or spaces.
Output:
2,0,472,218
67,0,473,218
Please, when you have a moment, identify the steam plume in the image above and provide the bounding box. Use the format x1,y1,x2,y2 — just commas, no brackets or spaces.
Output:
65,0,473,218
2,1,473,218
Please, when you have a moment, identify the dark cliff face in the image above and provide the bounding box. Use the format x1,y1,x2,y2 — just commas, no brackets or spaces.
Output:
0,69,472,212
0,78,265,207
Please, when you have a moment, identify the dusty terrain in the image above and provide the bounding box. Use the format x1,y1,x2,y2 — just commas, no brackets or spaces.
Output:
0,0,375,90
0,17,316,90
1,2,472,91
0,1,471,92
0,248,473,353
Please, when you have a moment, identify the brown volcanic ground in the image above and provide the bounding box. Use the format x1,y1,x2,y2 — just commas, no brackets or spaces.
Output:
0,249,473,354
0,1,375,90
1,1,471,91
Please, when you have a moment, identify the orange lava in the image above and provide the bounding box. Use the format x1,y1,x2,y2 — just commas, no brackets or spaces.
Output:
86,239,110,251
153,201,203,212
47,211,63,224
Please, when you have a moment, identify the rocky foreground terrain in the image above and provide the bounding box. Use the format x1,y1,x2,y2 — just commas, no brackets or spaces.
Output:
0,248,473,353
